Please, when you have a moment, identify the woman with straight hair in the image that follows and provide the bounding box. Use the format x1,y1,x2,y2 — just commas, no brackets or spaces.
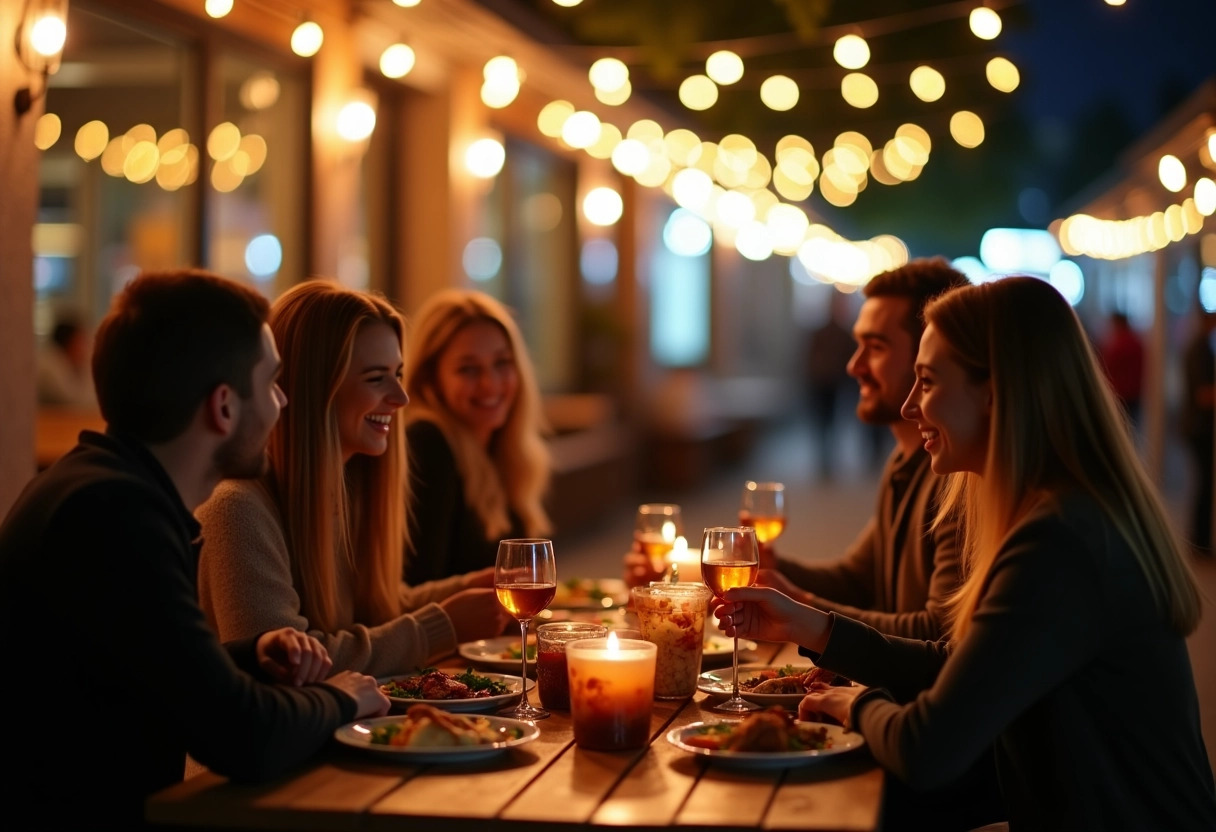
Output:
198,280,506,677
402,288,551,584
715,276,1215,830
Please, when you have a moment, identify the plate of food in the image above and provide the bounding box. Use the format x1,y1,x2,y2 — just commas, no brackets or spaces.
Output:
697,664,852,708
667,709,864,769
335,703,540,763
701,634,758,658
457,636,537,672
551,577,629,610
376,668,534,712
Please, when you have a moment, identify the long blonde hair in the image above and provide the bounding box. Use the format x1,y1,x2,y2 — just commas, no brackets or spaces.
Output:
266,280,408,632
928,277,1201,641
403,289,551,541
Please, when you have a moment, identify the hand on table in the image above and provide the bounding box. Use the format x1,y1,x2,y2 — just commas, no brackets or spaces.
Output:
256,627,333,686
325,670,390,718
798,682,863,728
441,588,513,642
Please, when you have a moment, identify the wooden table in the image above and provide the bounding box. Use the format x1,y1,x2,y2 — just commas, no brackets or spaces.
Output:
147,641,882,831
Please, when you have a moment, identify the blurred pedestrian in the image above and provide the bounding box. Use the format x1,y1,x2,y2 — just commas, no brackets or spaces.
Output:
1182,309,1216,557
804,291,856,479
1099,311,1144,424
36,312,97,409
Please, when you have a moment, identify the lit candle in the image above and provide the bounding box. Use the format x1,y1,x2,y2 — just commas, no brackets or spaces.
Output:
566,632,657,750
664,536,701,583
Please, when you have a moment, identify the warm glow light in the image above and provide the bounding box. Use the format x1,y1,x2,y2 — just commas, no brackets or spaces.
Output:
986,57,1020,92
552,0,583,6
239,72,280,110
205,0,233,19
706,50,743,85
595,81,631,106
583,187,623,226
586,122,622,160
589,57,629,92
671,167,713,211
833,35,870,69
30,15,67,57
841,73,878,108
123,141,159,184
538,100,575,138
760,75,799,111
75,120,108,161
481,79,520,109
611,138,649,176
909,65,945,102
34,113,61,150
291,22,323,58
207,122,241,161
562,110,602,149
1196,178,1216,216
950,111,985,148
1159,154,1187,193
1104,0,1125,6
969,7,1002,40
238,134,267,174
484,56,519,84
393,0,422,6
465,137,505,178
336,98,377,142
380,44,416,78
679,75,718,111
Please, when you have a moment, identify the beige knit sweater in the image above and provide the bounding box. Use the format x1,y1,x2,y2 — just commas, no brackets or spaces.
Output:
197,479,465,677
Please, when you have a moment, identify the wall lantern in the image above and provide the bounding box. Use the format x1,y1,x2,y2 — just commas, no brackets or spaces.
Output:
14,0,68,115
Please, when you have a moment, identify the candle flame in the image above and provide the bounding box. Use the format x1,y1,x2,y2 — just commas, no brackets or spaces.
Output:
665,536,688,565
661,520,676,543
606,631,620,651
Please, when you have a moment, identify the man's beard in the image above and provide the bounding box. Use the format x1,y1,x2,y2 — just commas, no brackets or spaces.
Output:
213,411,269,479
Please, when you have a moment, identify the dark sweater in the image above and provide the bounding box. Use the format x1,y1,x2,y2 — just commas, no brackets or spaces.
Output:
778,447,960,639
0,431,356,830
815,491,1216,831
405,420,521,584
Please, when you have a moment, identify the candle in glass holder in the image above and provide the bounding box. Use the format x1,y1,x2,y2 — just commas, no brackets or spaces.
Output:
664,536,701,583
566,633,656,750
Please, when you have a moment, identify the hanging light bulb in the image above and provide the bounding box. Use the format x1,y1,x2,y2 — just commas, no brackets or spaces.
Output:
205,0,234,19
291,21,323,58
380,43,416,79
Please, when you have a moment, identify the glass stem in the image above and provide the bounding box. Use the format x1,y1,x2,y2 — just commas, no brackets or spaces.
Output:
519,619,530,709
731,634,740,699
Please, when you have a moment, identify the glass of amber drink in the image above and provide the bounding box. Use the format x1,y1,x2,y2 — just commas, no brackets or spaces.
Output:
701,526,761,713
495,539,557,720
634,503,683,572
740,481,786,546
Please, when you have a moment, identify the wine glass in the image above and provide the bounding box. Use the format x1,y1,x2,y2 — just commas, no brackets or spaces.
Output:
634,503,684,574
740,481,786,547
701,526,762,713
494,539,557,720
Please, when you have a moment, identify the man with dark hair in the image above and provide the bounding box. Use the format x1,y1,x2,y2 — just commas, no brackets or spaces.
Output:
761,257,969,640
0,269,389,830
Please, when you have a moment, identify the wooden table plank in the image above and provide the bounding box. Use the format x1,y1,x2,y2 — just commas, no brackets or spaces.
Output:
588,698,717,826
499,699,683,825
767,762,883,831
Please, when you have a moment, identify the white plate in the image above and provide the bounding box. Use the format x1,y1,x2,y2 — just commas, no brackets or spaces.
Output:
702,635,758,657
376,671,535,713
667,720,865,769
335,714,540,763
458,637,538,672
551,578,629,610
697,664,818,708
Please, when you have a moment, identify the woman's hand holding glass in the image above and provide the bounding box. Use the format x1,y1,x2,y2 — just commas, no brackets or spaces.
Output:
713,585,833,656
